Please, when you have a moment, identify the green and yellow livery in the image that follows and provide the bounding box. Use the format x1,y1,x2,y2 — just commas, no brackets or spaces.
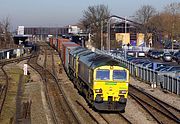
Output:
69,48,129,112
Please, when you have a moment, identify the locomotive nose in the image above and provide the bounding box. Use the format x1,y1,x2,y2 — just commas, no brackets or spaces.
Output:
109,87,112,91
106,87,115,95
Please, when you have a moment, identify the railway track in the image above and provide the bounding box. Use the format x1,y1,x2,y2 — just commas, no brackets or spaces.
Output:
46,46,81,124
76,100,132,124
43,42,179,124
118,113,132,124
129,84,180,124
0,55,33,66
76,100,109,124
28,49,58,124
0,55,30,119
47,43,132,124
28,44,80,124
0,66,8,116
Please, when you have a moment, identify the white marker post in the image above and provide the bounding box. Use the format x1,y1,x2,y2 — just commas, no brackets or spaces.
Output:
24,64,28,75
7,52,10,59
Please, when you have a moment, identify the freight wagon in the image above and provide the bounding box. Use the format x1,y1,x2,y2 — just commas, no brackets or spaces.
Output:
61,42,79,72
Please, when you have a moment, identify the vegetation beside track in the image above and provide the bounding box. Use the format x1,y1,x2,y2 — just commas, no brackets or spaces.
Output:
0,67,29,124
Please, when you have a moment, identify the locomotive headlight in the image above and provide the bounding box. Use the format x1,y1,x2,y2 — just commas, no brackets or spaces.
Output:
110,66,114,69
95,88,102,93
119,90,127,94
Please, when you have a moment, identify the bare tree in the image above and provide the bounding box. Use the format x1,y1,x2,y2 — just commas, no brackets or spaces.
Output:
164,2,180,14
145,2,180,49
134,5,156,46
0,21,4,47
0,21,4,48
0,17,12,48
164,2,180,42
80,4,110,49
135,5,156,24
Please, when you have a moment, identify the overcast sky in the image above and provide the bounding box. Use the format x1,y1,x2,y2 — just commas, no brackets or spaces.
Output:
0,0,179,30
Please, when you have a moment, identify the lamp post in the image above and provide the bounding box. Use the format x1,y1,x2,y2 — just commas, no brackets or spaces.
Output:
101,21,103,50
124,16,135,59
172,22,175,51
106,19,109,52
124,16,127,59
124,16,135,44
106,18,112,52
125,16,127,37
106,15,135,54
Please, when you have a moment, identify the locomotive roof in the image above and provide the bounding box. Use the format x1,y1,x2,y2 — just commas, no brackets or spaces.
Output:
90,54,120,69
69,47,84,55
79,52,97,66
77,50,93,58
70,46,83,53
72,48,87,57
79,53,123,69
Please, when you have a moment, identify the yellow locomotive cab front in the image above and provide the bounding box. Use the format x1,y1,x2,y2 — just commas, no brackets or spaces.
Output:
93,66,129,111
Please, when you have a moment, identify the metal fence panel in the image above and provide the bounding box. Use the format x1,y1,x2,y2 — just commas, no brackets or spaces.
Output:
101,50,180,95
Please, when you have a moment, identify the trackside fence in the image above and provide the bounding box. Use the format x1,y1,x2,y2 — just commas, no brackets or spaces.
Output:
97,49,180,95
114,56,179,95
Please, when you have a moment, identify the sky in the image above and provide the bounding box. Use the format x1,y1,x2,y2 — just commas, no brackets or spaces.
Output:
0,0,179,30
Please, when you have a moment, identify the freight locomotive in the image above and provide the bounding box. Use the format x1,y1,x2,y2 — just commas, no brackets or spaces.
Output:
49,38,129,112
